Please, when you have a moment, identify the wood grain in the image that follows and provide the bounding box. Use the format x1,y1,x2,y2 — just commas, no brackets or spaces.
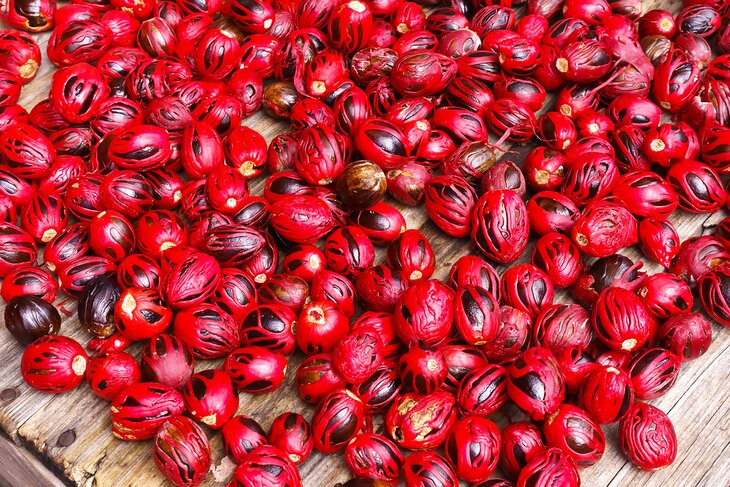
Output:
2,0,730,485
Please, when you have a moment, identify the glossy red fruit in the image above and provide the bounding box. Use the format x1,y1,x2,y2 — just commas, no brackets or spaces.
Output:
224,346,287,393
115,288,173,341
87,352,141,401
140,334,194,391
221,415,267,463
0,123,54,179
403,451,458,487
153,416,212,487
656,312,713,361
507,347,565,420
21,335,87,393
638,218,679,268
533,303,592,354
532,232,583,288
1,266,57,303
117,254,161,291
424,174,477,238
57,256,117,297
183,369,239,429
333,327,384,384
229,445,302,486
637,273,693,319
628,348,681,401
295,353,346,405
516,447,580,487
394,279,453,346
580,365,634,424
501,264,554,321
592,287,655,352
270,195,336,244
312,388,364,453
163,250,221,309
88,211,136,264
471,190,529,264
240,304,297,355
500,422,545,478
345,433,403,485
444,415,500,483
457,364,507,417
296,300,350,354
268,412,313,466
174,304,239,359
111,382,185,441
398,344,447,394
482,306,531,363
619,402,677,471
571,200,638,258
666,160,725,213
543,403,606,468
386,390,457,451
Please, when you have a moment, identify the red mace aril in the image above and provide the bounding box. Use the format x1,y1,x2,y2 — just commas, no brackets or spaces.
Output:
536,111,577,151
163,249,221,309
386,161,432,206
542,404,605,468
328,1,373,54
183,369,239,429
452,285,499,346
532,232,583,289
666,160,726,213
404,451,458,487
117,254,161,291
653,49,701,113
611,171,678,219
484,98,536,143
50,63,109,124
230,445,302,486
312,388,364,453
527,191,580,236
394,279,454,346
354,118,410,171
21,335,87,393
386,390,456,451
493,76,547,113
639,9,676,38
88,211,136,264
19,191,68,244
333,326,383,384
657,312,713,362
592,287,655,352
57,256,117,297
42,222,89,274
111,382,185,441
556,40,613,83
391,51,457,97
140,334,194,391
181,122,223,179
268,412,314,466
296,299,350,354
500,422,545,478
135,210,188,259
222,415,267,464
295,124,350,186
507,347,565,420
345,433,403,485
561,151,618,206
643,122,700,168
672,235,729,286
348,201,406,245
700,125,730,173
619,402,677,471
240,304,297,355
174,304,239,360
355,265,408,313
153,416,212,487
638,273,693,319
629,348,681,401
580,365,634,424
483,306,531,363
457,364,507,417
471,190,529,264
101,171,155,220
385,229,434,282
296,352,347,404
258,273,309,314
1,266,58,303
556,347,598,394
224,125,268,178
424,174,477,238
0,122,54,180
571,200,638,258
224,346,287,393
270,195,336,244
87,352,141,401
638,218,680,268
0,30,41,82
533,303,592,355
398,343,447,394
501,263,555,321
115,288,173,341
444,415,500,483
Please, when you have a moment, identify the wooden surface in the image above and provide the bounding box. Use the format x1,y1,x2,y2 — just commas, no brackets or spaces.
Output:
2,1,730,486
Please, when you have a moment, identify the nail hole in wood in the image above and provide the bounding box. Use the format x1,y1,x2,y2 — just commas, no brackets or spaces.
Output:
0,388,17,402
57,429,76,447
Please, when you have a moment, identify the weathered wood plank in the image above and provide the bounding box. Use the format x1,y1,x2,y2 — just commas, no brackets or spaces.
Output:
2,0,730,485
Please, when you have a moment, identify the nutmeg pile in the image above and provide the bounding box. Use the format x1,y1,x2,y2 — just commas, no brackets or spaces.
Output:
0,0,729,485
